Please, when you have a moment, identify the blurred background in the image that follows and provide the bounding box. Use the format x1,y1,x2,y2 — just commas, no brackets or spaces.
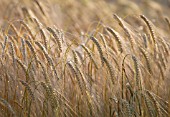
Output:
0,0,170,33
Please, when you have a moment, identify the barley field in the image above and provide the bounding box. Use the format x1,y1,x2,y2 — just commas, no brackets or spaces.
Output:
0,0,170,117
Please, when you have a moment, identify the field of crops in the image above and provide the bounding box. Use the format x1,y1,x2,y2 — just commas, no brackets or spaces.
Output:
0,0,169,117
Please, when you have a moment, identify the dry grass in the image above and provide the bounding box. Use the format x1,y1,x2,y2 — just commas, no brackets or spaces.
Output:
0,0,169,117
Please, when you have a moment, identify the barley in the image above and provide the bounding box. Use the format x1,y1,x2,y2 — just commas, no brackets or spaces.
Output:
32,18,48,49
47,27,62,52
20,21,35,40
158,53,166,70
81,44,98,69
21,7,33,21
2,36,8,57
106,27,123,53
41,82,58,109
139,47,152,74
40,29,48,49
140,15,156,45
16,58,27,74
113,14,134,50
90,36,104,65
37,60,50,84
10,24,19,38
160,39,169,56
20,80,35,100
54,27,64,43
67,61,83,94
142,93,155,117
35,41,52,65
156,61,164,80
32,17,41,28
33,0,46,16
0,97,16,116
25,40,38,67
142,33,148,48
165,17,170,30
122,99,132,117
99,33,107,49
35,41,59,79
132,55,140,89
74,63,87,90
146,91,161,117
103,57,115,85
72,50,79,65
0,42,3,49
21,38,27,62
8,42,16,67
75,50,83,64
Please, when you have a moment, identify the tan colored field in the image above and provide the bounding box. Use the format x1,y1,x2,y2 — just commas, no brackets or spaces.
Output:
0,0,169,117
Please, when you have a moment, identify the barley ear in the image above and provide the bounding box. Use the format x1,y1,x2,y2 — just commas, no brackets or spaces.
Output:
139,47,152,74
121,99,132,117
0,97,16,116
146,91,161,117
142,93,155,117
140,15,156,45
103,57,115,85
106,27,123,53
20,80,35,101
67,61,83,94
132,55,140,90
8,42,16,67
165,17,170,30
81,44,98,69
113,14,134,50
25,40,39,67
72,50,79,65
20,21,35,40
90,36,104,65
47,27,62,52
